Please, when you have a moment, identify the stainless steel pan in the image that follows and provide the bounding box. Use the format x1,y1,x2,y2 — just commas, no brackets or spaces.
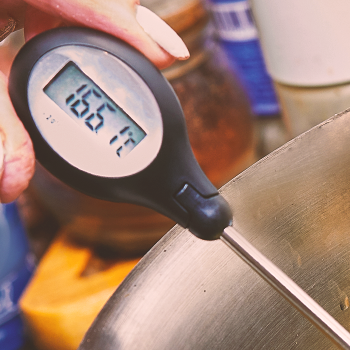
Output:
79,109,350,349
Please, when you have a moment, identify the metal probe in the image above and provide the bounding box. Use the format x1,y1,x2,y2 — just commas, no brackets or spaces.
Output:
221,226,350,350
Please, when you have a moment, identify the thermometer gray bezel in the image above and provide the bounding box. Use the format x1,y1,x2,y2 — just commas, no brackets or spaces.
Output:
28,45,163,177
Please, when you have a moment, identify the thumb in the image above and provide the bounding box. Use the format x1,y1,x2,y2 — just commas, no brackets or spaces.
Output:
0,72,35,203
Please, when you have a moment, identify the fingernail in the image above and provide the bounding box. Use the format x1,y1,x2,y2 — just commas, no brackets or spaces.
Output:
136,5,190,60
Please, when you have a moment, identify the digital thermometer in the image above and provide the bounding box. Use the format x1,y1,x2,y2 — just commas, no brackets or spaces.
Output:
10,28,350,349
9,27,232,240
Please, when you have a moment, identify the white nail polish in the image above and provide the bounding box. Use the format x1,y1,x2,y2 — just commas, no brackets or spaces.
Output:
136,5,190,60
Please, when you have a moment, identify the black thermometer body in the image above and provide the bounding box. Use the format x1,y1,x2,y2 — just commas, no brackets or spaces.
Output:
9,27,232,240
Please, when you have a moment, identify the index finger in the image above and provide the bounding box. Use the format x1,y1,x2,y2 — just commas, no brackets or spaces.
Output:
23,0,189,69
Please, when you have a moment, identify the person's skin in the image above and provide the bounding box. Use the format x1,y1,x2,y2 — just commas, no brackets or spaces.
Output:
0,0,189,203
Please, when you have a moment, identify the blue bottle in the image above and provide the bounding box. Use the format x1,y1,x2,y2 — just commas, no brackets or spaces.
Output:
207,0,280,116
0,202,34,350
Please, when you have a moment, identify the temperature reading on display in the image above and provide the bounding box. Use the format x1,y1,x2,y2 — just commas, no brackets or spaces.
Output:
44,62,146,158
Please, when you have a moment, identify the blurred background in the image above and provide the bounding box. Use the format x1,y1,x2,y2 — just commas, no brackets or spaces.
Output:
1,0,350,349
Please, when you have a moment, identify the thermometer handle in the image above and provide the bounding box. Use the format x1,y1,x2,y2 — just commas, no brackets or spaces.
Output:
8,27,233,241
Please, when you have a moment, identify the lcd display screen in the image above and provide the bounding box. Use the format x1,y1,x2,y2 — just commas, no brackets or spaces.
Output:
44,61,146,158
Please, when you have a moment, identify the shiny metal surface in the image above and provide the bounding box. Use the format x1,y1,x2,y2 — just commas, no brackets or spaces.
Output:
222,227,350,349
80,109,350,349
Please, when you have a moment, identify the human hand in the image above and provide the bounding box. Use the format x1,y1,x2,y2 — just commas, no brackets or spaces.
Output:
0,0,189,203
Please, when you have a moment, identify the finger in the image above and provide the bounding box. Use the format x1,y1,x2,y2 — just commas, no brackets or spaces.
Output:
0,0,26,29
24,6,65,41
23,0,189,69
0,72,35,203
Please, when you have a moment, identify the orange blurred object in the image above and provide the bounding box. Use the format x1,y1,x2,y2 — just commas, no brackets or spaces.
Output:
20,231,140,350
